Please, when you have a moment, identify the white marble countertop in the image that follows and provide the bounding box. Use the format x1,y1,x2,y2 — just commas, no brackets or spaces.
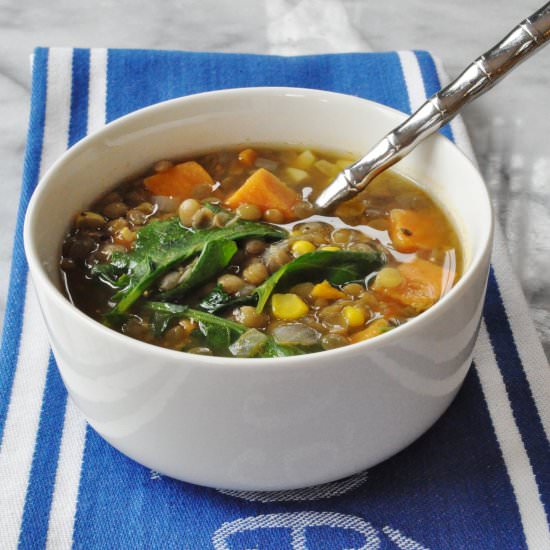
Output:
1,0,549,357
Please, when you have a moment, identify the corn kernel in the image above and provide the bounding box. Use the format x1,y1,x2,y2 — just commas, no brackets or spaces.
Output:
271,293,309,320
311,280,346,300
284,166,310,184
343,306,366,328
291,240,316,256
293,150,317,170
320,246,340,252
373,267,403,289
314,159,338,177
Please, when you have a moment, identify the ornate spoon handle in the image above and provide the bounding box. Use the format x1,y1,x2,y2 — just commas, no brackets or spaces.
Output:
315,2,550,210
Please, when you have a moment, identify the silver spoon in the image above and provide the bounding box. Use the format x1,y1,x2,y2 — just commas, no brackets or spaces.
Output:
315,2,550,211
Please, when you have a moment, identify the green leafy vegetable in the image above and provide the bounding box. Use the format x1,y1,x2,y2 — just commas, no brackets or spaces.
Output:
93,215,287,319
198,284,256,313
145,301,306,358
158,240,238,300
255,249,385,312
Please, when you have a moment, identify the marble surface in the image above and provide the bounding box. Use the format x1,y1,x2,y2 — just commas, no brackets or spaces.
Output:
0,0,548,358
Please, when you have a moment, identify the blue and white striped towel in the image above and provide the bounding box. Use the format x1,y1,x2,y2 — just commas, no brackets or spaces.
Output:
1,47,549,550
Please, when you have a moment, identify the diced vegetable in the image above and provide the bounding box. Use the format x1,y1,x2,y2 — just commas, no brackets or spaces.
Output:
388,209,444,253
314,159,339,177
293,150,317,170
311,280,346,300
350,319,391,343
271,323,321,346
144,161,213,198
229,329,268,357
342,306,366,328
291,240,316,256
375,258,446,312
271,293,309,320
284,166,310,184
225,168,299,219
238,148,257,167
255,158,279,171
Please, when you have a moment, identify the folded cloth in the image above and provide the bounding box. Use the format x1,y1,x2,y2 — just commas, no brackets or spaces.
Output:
1,47,549,550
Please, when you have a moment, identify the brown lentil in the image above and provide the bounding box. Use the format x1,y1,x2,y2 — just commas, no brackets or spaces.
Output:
236,203,262,221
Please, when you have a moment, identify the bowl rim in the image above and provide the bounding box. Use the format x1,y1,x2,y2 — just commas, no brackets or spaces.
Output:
23,86,494,369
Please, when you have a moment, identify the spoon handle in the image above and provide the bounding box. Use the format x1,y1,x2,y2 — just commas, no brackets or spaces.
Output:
315,2,550,210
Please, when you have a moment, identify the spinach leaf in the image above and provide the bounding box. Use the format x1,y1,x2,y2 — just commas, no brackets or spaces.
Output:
145,301,306,357
146,301,247,335
261,339,307,358
93,215,287,319
158,240,237,300
197,322,235,354
198,284,256,313
255,249,385,312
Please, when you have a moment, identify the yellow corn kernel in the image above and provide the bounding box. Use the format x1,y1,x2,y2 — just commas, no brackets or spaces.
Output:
293,150,317,170
311,280,346,300
291,240,316,256
314,159,339,177
271,293,309,320
372,267,403,290
342,306,366,328
320,246,340,252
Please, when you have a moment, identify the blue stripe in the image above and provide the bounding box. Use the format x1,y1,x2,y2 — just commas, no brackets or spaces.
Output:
484,269,550,521
17,356,68,550
414,50,454,141
17,48,92,549
68,49,91,146
0,48,48,444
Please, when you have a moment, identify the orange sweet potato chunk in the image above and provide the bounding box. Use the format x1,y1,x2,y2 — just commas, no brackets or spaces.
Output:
225,168,299,219
379,258,447,312
144,161,213,197
389,209,444,253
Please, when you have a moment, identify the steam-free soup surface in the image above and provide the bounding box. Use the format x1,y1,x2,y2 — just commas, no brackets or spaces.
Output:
61,147,461,358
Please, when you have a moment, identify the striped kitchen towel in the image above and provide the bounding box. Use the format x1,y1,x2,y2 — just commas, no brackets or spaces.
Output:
1,47,549,550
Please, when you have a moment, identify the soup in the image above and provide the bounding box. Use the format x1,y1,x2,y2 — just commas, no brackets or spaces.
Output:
60,147,461,358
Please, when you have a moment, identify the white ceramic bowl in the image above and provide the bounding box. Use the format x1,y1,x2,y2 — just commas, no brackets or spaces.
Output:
24,88,493,491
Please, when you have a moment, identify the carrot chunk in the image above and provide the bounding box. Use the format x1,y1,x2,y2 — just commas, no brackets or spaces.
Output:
225,168,299,219
376,258,447,312
389,209,444,253
238,148,257,167
144,161,213,198
350,319,390,343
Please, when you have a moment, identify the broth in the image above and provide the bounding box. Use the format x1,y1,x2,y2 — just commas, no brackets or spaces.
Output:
61,146,462,358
